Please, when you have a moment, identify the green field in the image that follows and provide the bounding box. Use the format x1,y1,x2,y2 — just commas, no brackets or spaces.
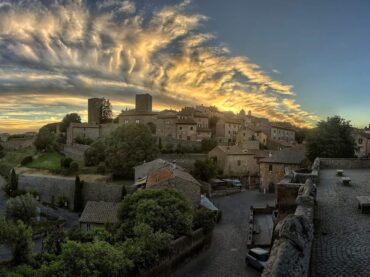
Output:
27,151,63,170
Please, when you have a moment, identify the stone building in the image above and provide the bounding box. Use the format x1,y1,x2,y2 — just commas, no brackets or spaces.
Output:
88,98,104,124
235,127,260,150
259,145,308,191
79,201,119,231
353,130,370,157
270,122,296,143
156,110,178,138
135,93,152,113
215,117,242,144
176,118,197,141
146,166,201,207
208,145,267,177
66,123,101,145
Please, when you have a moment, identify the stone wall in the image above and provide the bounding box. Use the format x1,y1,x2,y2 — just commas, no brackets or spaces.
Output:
82,182,122,206
18,173,123,210
319,158,370,169
18,174,76,209
262,179,316,277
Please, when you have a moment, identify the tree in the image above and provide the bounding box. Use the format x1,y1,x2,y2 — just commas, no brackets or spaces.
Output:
6,193,39,224
192,208,217,233
0,219,33,265
43,226,65,255
0,143,4,159
60,113,81,133
43,240,133,277
101,99,113,123
117,189,192,239
105,124,158,178
158,137,163,151
5,168,18,197
306,116,356,161
121,223,172,271
34,128,55,152
192,159,217,181
74,176,84,212
201,138,218,153
295,128,310,144
84,140,106,166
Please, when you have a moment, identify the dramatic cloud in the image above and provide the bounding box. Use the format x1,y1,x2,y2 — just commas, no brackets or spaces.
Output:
0,0,318,132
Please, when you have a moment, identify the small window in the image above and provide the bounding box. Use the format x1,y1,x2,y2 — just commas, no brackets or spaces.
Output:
190,126,193,130
269,164,273,172
187,136,191,141
358,138,363,144
135,120,140,124
179,126,183,130
237,160,241,166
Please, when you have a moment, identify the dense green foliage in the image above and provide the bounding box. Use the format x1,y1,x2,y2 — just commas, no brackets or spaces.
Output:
121,223,172,271
0,146,34,180
101,99,113,123
20,155,33,166
34,129,56,152
200,138,218,153
6,193,39,224
117,189,192,239
84,140,106,166
4,168,18,197
0,143,4,159
59,113,81,133
192,208,217,233
306,116,356,161
192,159,217,181
74,135,94,145
0,219,33,265
105,124,158,178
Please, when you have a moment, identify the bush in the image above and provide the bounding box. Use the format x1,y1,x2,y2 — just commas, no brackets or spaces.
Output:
60,157,72,169
117,188,192,239
84,140,106,166
192,208,216,233
69,161,79,173
4,168,18,197
163,143,174,153
74,136,93,145
121,223,172,271
6,193,39,224
57,196,69,208
192,159,217,181
201,138,218,153
74,176,84,212
20,155,33,166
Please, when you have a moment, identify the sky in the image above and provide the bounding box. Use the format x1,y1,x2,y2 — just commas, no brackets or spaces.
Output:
0,0,369,133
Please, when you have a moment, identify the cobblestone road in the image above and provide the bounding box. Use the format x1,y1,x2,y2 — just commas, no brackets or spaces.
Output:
311,169,370,277
172,190,276,277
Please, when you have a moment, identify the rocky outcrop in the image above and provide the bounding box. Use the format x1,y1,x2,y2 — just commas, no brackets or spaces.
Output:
262,179,316,277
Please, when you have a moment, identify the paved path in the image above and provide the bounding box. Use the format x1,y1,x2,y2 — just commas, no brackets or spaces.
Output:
172,190,276,277
311,169,370,276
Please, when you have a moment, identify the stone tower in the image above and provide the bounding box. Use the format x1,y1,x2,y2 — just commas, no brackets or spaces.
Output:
88,98,104,124
135,94,152,113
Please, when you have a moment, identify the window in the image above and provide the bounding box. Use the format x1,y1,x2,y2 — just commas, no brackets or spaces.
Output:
124,120,129,124
179,126,183,130
190,126,193,130
237,160,241,166
269,164,273,172
187,136,191,140
135,119,140,124
358,138,363,144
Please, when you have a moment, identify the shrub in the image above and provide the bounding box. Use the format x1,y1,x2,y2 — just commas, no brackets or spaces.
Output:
4,168,18,197
69,161,79,173
57,196,69,208
121,223,172,271
117,188,192,239
84,140,106,166
20,155,33,166
6,193,39,224
74,136,93,145
73,176,84,212
60,157,72,169
163,143,174,153
192,208,216,233
192,159,217,181
201,138,218,153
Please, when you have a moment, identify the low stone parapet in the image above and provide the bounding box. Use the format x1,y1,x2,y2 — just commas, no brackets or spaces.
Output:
262,179,316,277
